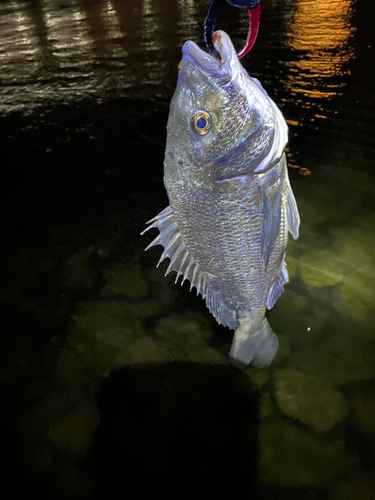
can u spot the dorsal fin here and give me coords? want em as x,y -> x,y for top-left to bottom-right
142,206 -> 201,291
142,206 -> 238,329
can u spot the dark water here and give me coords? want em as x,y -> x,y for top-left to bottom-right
1,0 -> 375,498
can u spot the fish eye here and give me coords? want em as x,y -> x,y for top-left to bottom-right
193,110 -> 211,135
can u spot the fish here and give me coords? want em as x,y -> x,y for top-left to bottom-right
142,31 -> 300,367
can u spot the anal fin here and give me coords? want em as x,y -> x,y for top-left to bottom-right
266,257 -> 289,310
205,291 -> 238,330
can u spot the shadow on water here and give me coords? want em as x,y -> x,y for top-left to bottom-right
0,0 -> 375,498
94,362 -> 259,499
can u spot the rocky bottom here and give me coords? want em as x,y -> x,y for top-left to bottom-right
3,195 -> 375,499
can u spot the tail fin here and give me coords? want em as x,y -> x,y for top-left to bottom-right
229,316 -> 279,368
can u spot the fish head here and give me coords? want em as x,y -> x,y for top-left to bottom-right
164,31 -> 288,184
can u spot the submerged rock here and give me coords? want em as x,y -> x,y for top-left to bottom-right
19,389 -> 84,446
330,472 -> 375,500
147,264 -> 180,305
299,249 -> 343,288
287,335 -> 375,386
271,333 -> 291,365
245,368 -> 270,389
275,306 -> 331,353
274,369 -> 348,432
94,233 -> 123,260
337,263 -> 375,322
259,392 -> 273,419
331,219 -> 375,327
155,313 -> 211,360
48,399 -> 99,455
295,188 -> 350,230
188,346 -> 227,364
132,299 -> 162,320
60,246 -> 96,290
68,301 -> 144,371
332,219 -> 375,271
268,288 -> 309,344
301,308 -> 330,335
117,336 -> 167,365
284,253 -> 299,280
54,348 -> 99,391
351,389 -> 375,437
272,288 -> 308,317
152,284 -> 178,306
259,421 -> 354,487
147,262 -> 177,285
102,262 -> 148,300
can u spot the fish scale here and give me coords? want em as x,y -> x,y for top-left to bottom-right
142,31 -> 300,367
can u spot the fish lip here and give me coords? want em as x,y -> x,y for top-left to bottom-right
181,30 -> 235,79
182,40 -> 221,73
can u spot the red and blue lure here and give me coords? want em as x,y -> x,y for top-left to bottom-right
203,0 -> 261,59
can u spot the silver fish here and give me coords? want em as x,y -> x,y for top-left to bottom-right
142,31 -> 300,367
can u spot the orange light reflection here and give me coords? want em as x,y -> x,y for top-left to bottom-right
286,0 -> 355,100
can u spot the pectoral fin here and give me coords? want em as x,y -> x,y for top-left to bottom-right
286,177 -> 300,240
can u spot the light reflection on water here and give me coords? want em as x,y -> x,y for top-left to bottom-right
286,0 -> 355,100
0,1 -> 40,83
0,0 -> 361,143
0,0 -> 203,109
0,0 -> 355,105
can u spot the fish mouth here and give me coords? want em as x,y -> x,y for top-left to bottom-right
181,30 -> 237,80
